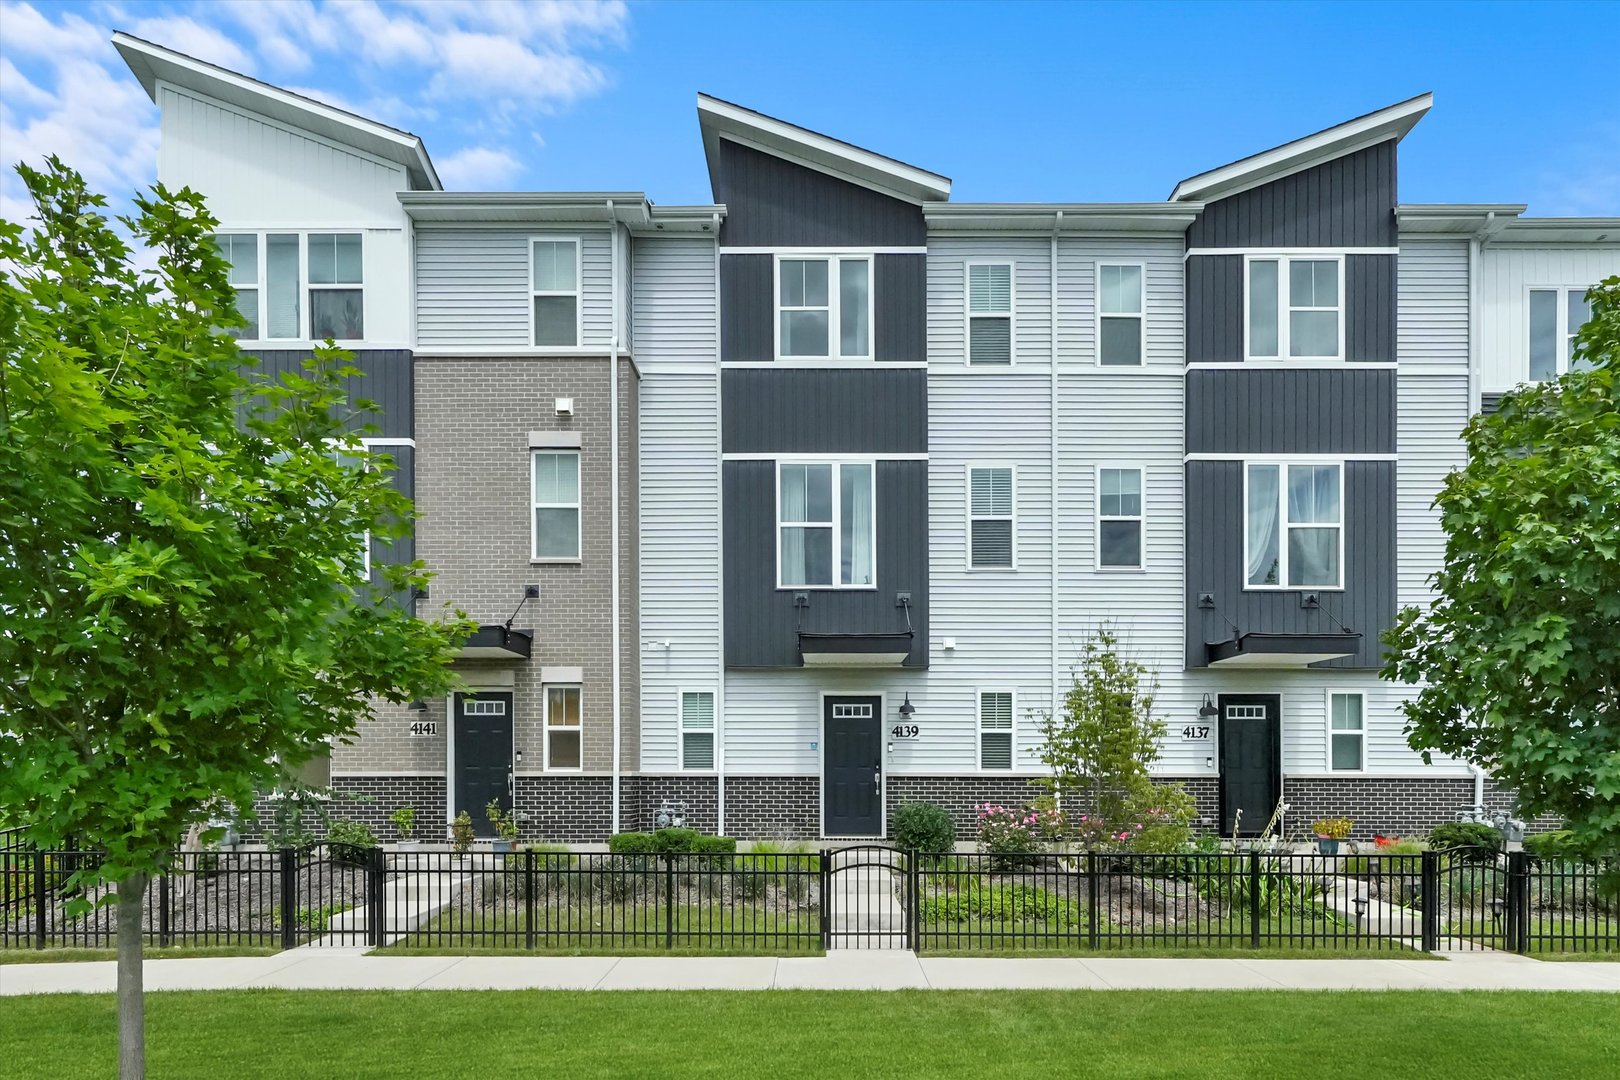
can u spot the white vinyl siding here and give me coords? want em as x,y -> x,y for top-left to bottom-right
968,466 -> 1015,569
680,691 -> 716,770
416,228 -> 613,348
1479,245 -> 1619,390
977,691 -> 1014,770
967,262 -> 1013,364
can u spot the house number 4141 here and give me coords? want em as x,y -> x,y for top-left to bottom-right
409,721 -> 438,737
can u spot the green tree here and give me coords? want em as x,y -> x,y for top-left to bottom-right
0,160 -> 472,1078
1384,277 -> 1620,861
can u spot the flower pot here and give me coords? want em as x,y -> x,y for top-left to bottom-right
1316,837 -> 1341,856
492,839 -> 513,855
395,840 -> 419,852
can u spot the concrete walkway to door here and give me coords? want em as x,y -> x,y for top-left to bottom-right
826,847 -> 907,950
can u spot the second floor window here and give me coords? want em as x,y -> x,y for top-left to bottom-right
778,255 -> 871,360
532,238 -> 580,347
1098,467 -> 1143,569
778,461 -> 874,588
1529,286 -> 1595,381
532,451 -> 581,560
308,233 -> 364,340
1248,255 -> 1341,359
214,231 -> 364,341
967,262 -> 1013,364
1246,462 -> 1342,589
968,466 -> 1014,569
1098,263 -> 1144,366
217,234 -> 259,339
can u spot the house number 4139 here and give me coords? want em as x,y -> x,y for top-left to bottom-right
890,724 -> 919,740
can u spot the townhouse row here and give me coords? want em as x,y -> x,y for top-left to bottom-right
115,35 -> 1617,842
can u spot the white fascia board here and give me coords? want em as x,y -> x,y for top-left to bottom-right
697,93 -> 951,204
397,194 -> 725,234
925,203 -> 1201,235
1492,218 -> 1620,244
113,31 -> 440,191
1395,204 -> 1527,235
1170,93 -> 1433,203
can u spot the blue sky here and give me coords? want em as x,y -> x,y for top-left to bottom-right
2,0 -> 1616,225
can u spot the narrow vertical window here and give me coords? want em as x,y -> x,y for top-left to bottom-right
1528,289 -> 1558,381
1098,467 -> 1143,569
532,451 -> 581,560
779,258 -> 830,357
532,238 -> 580,347
307,233 -> 364,340
1098,264 -> 1143,366
1245,463 -> 1282,586
1566,290 -> 1594,372
680,691 -> 715,770
839,258 -> 870,358
265,233 -> 301,339
978,691 -> 1014,770
1248,259 -> 1279,358
967,263 -> 1013,365
839,462 -> 874,586
1329,692 -> 1364,771
216,234 -> 259,339
545,686 -> 582,770
968,467 -> 1014,569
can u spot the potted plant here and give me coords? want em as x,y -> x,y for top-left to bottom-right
485,800 -> 520,854
390,805 -> 418,851
1312,816 -> 1353,856
450,810 -> 475,860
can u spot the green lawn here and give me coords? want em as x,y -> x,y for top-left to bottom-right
397,904 -> 821,955
2,991 -> 1617,1079
0,945 -> 278,965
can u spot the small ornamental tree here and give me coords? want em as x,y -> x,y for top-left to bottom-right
1385,277 -> 1620,864
1036,627 -> 1195,849
0,160 -> 472,1078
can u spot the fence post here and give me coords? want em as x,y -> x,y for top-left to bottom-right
368,846 -> 386,948
663,853 -> 674,951
279,847 -> 297,950
1508,851 -> 1530,954
906,850 -> 918,951
1420,850 -> 1439,952
33,849 -> 46,950
525,848 -> 537,951
1086,851 -> 1099,950
819,849 -> 831,952
159,871 -> 172,949
1248,851 -> 1262,949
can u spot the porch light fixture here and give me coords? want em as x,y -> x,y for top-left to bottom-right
1199,693 -> 1219,719
408,700 -> 427,712
898,693 -> 915,718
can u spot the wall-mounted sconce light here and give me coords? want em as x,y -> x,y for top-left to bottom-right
408,700 -> 427,712
1199,693 -> 1219,719
898,693 -> 915,718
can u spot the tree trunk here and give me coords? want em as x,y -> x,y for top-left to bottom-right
117,870 -> 148,1080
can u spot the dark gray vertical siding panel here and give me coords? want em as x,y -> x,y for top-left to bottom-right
1185,369 -> 1395,454
722,369 -> 926,453
1185,460 -> 1394,668
240,349 -> 413,438
720,254 -> 773,362
724,460 -> 928,668
1347,254 -> 1396,362
374,445 -> 416,610
716,139 -> 925,248
1186,142 -> 1396,249
1186,255 -> 1243,363
875,254 -> 926,362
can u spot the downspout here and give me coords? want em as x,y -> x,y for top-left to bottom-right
713,212 -> 726,836
1467,211 -> 1493,416
1049,211 -> 1063,728
608,200 -> 623,835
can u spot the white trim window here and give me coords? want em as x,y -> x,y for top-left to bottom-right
777,461 -> 875,588
307,233 -> 364,340
978,691 -> 1014,770
776,254 -> 872,360
1097,467 -> 1144,570
531,451 -> 582,561
333,448 -> 371,579
968,466 -> 1015,569
1097,263 -> 1144,366
679,690 -> 716,770
532,237 -> 581,347
1246,254 -> 1343,360
966,261 -> 1013,365
1328,691 -> 1365,771
1245,462 -> 1343,589
216,233 -> 260,339
264,233 -> 301,340
1528,286 -> 1595,381
544,685 -> 582,771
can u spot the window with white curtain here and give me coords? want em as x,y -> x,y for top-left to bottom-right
308,233 -> 364,341
680,691 -> 715,770
532,451 -> 581,560
1329,692 -> 1364,771
1529,286 -> 1596,381
778,461 -> 874,587
1246,462 -> 1342,588
968,466 -> 1014,569
1098,264 -> 1144,365
778,255 -> 871,359
1098,467 -> 1143,569
215,234 -> 260,339
978,691 -> 1013,770
532,238 -> 580,347
967,262 -> 1013,364
1247,255 -> 1342,359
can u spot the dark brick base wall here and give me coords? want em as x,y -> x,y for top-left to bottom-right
724,776 -> 820,839
886,777 -> 1048,839
626,775 -> 720,835
513,776 -> 615,842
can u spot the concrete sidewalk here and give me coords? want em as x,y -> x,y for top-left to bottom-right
4,950 -> 1619,995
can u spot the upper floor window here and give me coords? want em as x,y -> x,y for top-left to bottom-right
532,238 -> 580,347
778,461 -> 874,588
214,231 -> 364,342
968,466 -> 1014,569
1529,286 -> 1595,381
967,262 -> 1013,365
1097,467 -> 1143,569
308,233 -> 364,340
217,234 -> 259,339
1246,462 -> 1342,589
777,255 -> 871,360
1098,263 -> 1144,366
532,451 -> 581,561
1247,255 -> 1341,360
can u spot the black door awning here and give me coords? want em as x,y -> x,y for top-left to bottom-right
458,624 -> 533,661
1206,631 -> 1360,668
798,631 -> 913,668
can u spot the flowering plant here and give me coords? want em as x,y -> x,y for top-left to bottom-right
975,803 -> 1043,870
1311,817 -> 1354,840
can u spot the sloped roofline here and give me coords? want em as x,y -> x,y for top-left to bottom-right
697,93 -> 951,205
1171,93 -> 1433,203
113,31 -> 441,191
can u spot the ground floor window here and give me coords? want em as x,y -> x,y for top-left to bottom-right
978,691 -> 1014,770
545,685 -> 582,770
1328,691 -> 1364,771
680,690 -> 715,770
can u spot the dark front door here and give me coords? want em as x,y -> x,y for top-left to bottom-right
454,691 -> 513,837
1219,694 -> 1281,838
823,695 -> 883,838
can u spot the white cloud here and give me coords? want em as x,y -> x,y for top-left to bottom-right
0,2 -> 103,57
126,15 -> 256,72
429,31 -> 607,110
436,145 -> 524,189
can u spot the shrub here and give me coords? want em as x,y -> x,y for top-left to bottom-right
653,827 -> 700,852
325,819 -> 378,865
608,831 -> 659,854
1344,839 -> 1424,877
1430,821 -> 1502,861
1523,830 -> 1580,863
450,811 -> 475,857
975,804 -> 1043,871
892,802 -> 956,856
919,881 -> 1081,928
389,806 -> 417,842
689,834 -> 736,870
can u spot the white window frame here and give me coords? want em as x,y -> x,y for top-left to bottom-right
965,463 -> 1017,571
1242,459 -> 1346,591
529,235 -> 584,349
1095,464 -> 1145,572
774,458 -> 877,590
543,684 -> 583,773
306,232 -> 365,343
1525,284 -> 1596,381
773,253 -> 874,361
964,259 -> 1015,366
216,231 -> 369,345
1325,689 -> 1366,773
1244,253 -> 1346,362
678,689 -> 717,772
976,689 -> 1015,772
1095,261 -> 1147,367
530,449 -> 582,563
